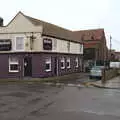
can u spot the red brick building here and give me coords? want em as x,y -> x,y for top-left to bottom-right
74,29 -> 108,68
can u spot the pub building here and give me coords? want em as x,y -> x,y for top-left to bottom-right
0,12 -> 83,78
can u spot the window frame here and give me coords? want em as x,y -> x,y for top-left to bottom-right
60,57 -> 65,69
9,57 -> 19,72
15,36 -> 25,51
45,57 -> 51,72
66,57 -> 71,69
75,57 -> 79,68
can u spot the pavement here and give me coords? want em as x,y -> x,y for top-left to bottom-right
90,76 -> 120,89
21,73 -> 120,89
42,72 -> 95,88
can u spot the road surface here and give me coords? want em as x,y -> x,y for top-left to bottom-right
0,82 -> 120,120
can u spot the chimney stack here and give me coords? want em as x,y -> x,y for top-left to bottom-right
0,17 -> 3,26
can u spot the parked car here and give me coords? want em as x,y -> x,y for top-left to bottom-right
89,66 -> 104,79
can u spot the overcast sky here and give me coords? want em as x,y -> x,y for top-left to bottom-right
0,0 -> 120,51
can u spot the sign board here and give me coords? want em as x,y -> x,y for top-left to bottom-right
0,39 -> 12,51
43,38 -> 52,50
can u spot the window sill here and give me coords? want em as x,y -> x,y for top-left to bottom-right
67,67 -> 71,69
75,66 -> 79,68
45,69 -> 51,72
61,67 -> 65,70
9,70 -> 19,73
14,49 -> 25,52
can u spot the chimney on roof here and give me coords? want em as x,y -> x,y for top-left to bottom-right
0,17 -> 3,26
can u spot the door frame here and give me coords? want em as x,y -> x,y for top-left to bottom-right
23,56 -> 32,77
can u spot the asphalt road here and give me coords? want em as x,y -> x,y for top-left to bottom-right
0,82 -> 120,120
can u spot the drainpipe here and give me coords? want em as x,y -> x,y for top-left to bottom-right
56,54 -> 59,76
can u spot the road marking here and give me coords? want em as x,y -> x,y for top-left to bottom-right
42,82 -> 90,88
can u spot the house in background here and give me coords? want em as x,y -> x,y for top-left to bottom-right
108,50 -> 120,61
0,12 -> 83,79
114,52 -> 120,61
73,29 -> 108,71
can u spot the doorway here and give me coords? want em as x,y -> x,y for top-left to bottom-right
24,57 -> 32,77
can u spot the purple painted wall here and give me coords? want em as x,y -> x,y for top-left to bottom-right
0,52 -> 83,78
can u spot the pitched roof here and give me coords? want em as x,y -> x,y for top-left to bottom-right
73,29 -> 105,41
24,14 -> 81,43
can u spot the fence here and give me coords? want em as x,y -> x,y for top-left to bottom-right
102,68 -> 118,83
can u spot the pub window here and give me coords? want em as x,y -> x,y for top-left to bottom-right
60,57 -> 65,69
45,57 -> 51,72
15,37 -> 24,51
75,57 -> 79,68
43,38 -> 52,50
67,57 -> 70,68
9,57 -> 19,72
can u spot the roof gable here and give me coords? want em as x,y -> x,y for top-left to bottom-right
0,12 -> 42,33
73,29 -> 105,41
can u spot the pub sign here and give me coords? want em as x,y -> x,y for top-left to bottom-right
0,39 -> 12,51
43,38 -> 52,50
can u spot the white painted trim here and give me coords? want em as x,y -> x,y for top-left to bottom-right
45,57 -> 51,72
60,57 -> 65,69
9,70 -> 19,73
67,57 -> 71,69
45,69 -> 51,72
9,56 -> 19,73
75,57 -> 79,68
61,66 -> 65,69
9,63 -> 19,73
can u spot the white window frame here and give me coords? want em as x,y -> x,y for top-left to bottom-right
66,57 -> 70,68
45,57 -> 51,72
15,36 -> 25,51
9,57 -> 19,72
60,57 -> 65,69
75,57 -> 79,68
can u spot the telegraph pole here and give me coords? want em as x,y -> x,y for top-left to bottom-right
110,35 -> 112,61
110,35 -> 112,52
